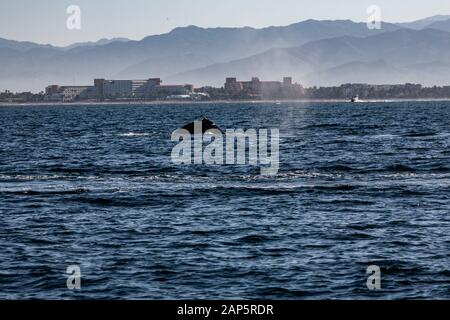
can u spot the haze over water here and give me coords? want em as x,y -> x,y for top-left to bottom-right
0,102 -> 449,299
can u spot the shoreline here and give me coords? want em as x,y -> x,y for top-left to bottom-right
2,98 -> 450,107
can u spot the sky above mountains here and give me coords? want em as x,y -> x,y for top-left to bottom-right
1,0 -> 450,46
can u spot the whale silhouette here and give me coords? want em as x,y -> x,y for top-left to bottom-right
182,117 -> 224,134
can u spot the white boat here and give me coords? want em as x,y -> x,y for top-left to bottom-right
350,95 -> 362,103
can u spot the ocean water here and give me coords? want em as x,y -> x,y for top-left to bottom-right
0,102 -> 449,300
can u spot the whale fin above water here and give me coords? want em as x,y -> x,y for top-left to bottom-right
182,117 -> 224,134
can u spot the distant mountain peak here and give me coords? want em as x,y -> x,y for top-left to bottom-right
169,25 -> 203,33
63,37 -> 130,50
414,14 -> 450,22
396,14 -> 450,30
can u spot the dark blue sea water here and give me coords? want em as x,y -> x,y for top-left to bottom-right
0,102 -> 449,300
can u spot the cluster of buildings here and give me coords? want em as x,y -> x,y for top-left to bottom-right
224,77 -> 304,99
42,76 -> 304,102
5,81 -> 450,103
44,78 -> 197,102
0,90 -> 43,103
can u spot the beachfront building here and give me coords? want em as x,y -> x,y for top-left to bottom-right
94,78 -> 195,100
44,85 -> 99,102
102,80 -> 133,99
224,76 -> 304,99
97,78 -> 163,99
44,77 -> 196,101
224,78 -> 243,94
149,84 -> 194,98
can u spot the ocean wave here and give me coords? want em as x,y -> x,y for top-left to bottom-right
0,174 -> 76,182
318,165 -> 357,172
235,234 -> 274,244
383,164 -> 416,172
117,132 -> 151,137
304,123 -> 341,129
402,132 -> 437,138
0,188 -> 89,196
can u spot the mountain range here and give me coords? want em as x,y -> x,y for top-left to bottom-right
2,15 -> 450,92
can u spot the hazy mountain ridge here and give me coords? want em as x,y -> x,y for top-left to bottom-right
62,37 -> 130,50
166,28 -> 450,87
0,19 -> 402,91
395,15 -> 450,29
425,19 -> 450,32
1,16 -> 450,91
0,38 -> 55,52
